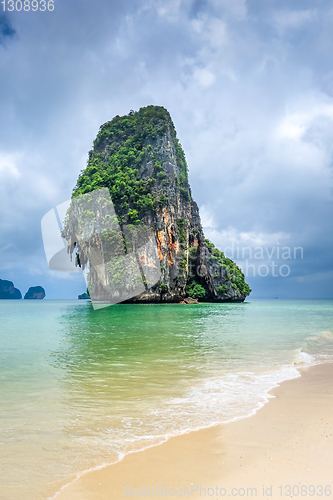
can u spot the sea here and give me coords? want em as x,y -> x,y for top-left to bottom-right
0,299 -> 333,500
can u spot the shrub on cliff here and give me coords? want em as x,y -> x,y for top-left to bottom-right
186,283 -> 206,300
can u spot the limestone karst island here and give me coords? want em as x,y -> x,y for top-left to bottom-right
0,280 -> 45,299
70,106 -> 251,303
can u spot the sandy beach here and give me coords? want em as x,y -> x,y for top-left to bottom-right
51,363 -> 333,500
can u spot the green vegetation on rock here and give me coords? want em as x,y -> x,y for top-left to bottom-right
204,239 -> 252,298
186,282 -> 206,299
73,106 -> 190,224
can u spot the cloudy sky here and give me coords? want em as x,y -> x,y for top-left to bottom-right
0,0 -> 332,299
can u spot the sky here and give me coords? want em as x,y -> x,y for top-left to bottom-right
0,0 -> 332,299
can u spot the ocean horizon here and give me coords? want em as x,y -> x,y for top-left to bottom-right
1,298 -> 332,500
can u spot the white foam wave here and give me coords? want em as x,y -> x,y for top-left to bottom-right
48,365 -> 303,499
292,349 -> 316,365
301,330 -> 333,362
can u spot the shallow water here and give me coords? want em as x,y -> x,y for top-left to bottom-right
0,299 -> 332,500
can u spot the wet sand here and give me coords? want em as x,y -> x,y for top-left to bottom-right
51,363 -> 333,500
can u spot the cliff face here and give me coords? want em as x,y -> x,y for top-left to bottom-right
70,106 -> 251,303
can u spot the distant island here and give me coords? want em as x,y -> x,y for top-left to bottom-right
64,106 -> 251,303
24,286 -> 46,300
0,279 -> 22,299
0,279 -> 45,299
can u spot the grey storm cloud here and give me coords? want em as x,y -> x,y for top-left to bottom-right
0,0 -> 332,298
0,14 -> 15,44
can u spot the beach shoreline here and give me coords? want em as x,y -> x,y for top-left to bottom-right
49,362 -> 333,500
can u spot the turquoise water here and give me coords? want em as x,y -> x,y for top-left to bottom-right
0,299 -> 332,500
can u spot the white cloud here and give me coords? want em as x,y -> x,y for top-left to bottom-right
274,9 -> 315,31
143,0 -> 183,22
276,101 -> 333,140
192,17 -> 228,49
201,206 -> 290,249
210,0 -> 247,20
193,67 -> 216,87
221,230 -> 290,248
0,152 -> 21,181
277,119 -> 306,140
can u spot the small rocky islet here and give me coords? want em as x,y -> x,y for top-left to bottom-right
24,286 -> 46,300
0,279 -> 22,299
0,280 -> 45,299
